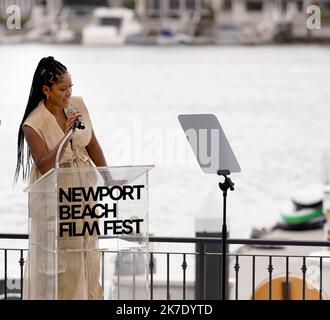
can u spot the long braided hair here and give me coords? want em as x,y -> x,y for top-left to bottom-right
14,56 -> 68,182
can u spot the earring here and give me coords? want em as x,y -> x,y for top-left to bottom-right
45,93 -> 49,101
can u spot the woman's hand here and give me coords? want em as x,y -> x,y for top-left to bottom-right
62,111 -> 82,147
65,111 -> 82,133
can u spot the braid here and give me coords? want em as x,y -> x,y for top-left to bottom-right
14,56 -> 68,182
40,57 -> 67,87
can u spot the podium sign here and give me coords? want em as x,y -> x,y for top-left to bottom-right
25,165 -> 154,300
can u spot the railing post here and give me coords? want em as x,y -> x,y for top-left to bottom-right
166,253 -> 170,300
182,254 -> 187,300
285,256 -> 290,300
195,243 -> 206,300
116,252 -> 120,300
149,253 -> 154,300
19,250 -> 25,300
4,249 -> 7,300
302,257 -> 307,301
101,251 -> 105,292
320,257 -> 323,300
234,255 -> 240,300
132,252 -> 136,300
252,256 -> 256,300
268,256 -> 273,300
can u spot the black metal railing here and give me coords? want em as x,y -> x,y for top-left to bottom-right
226,252 -> 330,300
1,234 -> 330,300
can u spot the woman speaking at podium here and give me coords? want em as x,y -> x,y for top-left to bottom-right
15,56 -> 108,300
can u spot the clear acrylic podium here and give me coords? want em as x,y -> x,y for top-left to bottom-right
25,165 -> 154,300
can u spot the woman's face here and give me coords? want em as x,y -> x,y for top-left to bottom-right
43,72 -> 73,108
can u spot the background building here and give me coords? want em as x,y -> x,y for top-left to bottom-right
135,0 -> 216,38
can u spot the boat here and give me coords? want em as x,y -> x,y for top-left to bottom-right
275,183 -> 325,231
155,28 -> 193,46
52,5 -> 97,43
290,183 -> 323,210
81,7 -> 142,45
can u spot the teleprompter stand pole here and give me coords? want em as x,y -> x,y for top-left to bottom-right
217,169 -> 235,301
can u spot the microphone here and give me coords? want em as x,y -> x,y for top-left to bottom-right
64,105 -> 85,130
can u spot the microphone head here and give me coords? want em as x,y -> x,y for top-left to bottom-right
64,105 -> 75,116
77,122 -> 85,130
